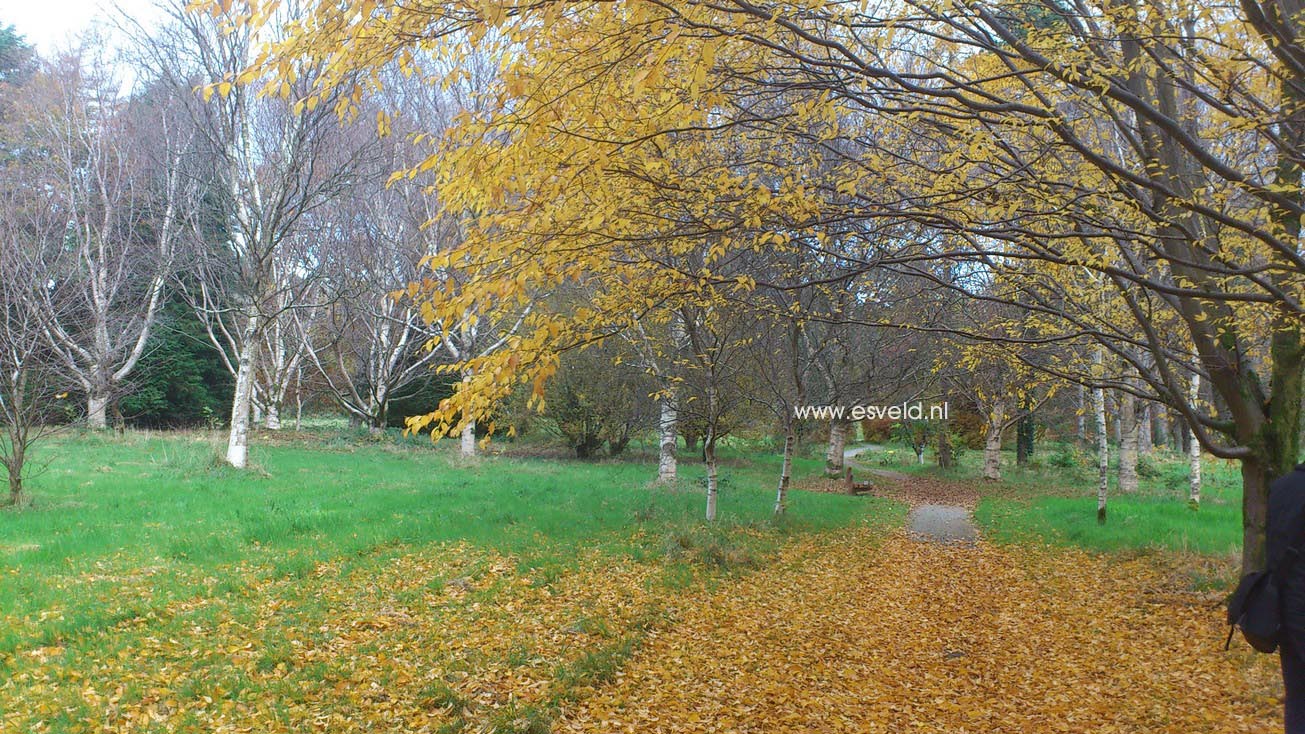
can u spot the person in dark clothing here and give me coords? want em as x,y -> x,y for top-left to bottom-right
1267,463 -> 1305,733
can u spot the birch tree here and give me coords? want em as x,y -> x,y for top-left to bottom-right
13,45 -> 189,429
303,211 -> 443,431
1118,390 -> 1140,494
1095,348 -> 1110,525
139,1 -> 361,466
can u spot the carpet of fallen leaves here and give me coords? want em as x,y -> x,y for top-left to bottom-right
558,530 -> 1280,734
796,465 -> 983,508
3,539 -> 669,733
3,524 -> 1281,733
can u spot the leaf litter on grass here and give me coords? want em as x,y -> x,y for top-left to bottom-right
2,524 -> 1280,733
3,540 -> 669,733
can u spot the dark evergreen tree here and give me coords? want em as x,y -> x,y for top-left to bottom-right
119,301 -> 234,428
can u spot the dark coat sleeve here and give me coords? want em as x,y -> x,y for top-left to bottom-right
1268,471 -> 1305,650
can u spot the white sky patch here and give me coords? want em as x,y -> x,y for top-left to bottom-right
0,0 -> 163,56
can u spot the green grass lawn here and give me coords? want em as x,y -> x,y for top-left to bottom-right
0,430 -> 901,663
858,438 -> 1245,557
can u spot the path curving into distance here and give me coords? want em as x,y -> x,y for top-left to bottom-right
844,445 -> 979,544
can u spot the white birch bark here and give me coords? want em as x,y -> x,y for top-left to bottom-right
657,391 -> 678,484
704,367 -> 720,522
774,428 -> 794,516
265,403 -> 281,431
459,357 -> 477,457
226,314 -> 259,469
87,394 -> 110,432
460,419 -> 477,458
1119,391 -> 1139,493
825,420 -> 848,474
982,401 -> 1005,481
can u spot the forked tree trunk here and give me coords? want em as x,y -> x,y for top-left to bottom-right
87,391 -> 109,431
1119,392 -> 1139,493
1188,375 -> 1201,508
365,392 -> 385,435
657,392 -> 678,483
226,314 -> 259,469
265,403 -> 282,431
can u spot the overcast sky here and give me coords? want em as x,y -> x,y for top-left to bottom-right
1,0 -> 163,55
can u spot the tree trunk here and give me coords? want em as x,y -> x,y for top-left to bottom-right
704,432 -> 719,522
1187,374 -> 1201,508
982,425 -> 1002,480
982,403 -> 1004,481
657,392 -> 678,483
1118,392 -> 1139,493
774,425 -> 794,516
87,391 -> 109,431
265,403 -> 282,431
1095,383 -> 1108,525
7,435 -> 22,505
1076,384 -> 1086,445
1015,413 -> 1033,466
682,430 -> 699,453
938,427 -> 953,469
460,419 -> 477,458
825,420 -> 848,474
1239,310 -> 1305,572
1151,408 -> 1167,451
1242,457 -> 1272,572
1137,402 -> 1153,455
226,315 -> 259,469
364,393 -> 383,434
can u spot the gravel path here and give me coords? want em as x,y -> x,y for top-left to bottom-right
845,446 -> 978,544
907,504 -> 978,544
